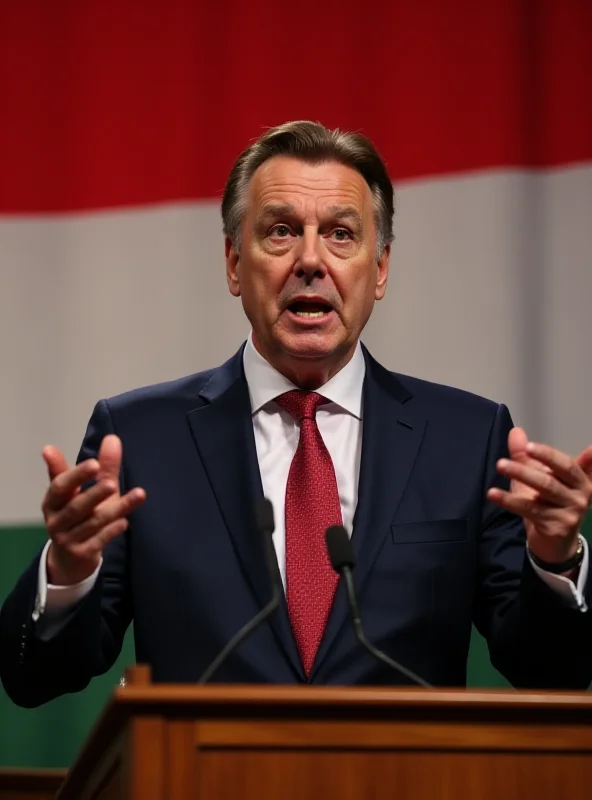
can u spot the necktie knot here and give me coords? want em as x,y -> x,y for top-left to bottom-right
275,390 -> 327,422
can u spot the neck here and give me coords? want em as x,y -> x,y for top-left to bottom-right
251,337 -> 357,390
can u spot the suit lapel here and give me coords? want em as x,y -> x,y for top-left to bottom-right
310,349 -> 427,679
186,348 -> 304,680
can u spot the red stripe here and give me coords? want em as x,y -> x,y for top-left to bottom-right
0,0 -> 590,213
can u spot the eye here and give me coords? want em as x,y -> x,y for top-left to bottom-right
331,228 -> 353,241
269,224 -> 292,238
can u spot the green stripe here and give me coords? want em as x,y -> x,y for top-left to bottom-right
1,518 -> 590,767
0,526 -> 134,767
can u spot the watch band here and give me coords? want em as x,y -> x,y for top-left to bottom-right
528,534 -> 585,574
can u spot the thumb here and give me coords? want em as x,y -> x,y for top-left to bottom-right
576,444 -> 592,479
42,445 -> 69,482
97,434 -> 123,485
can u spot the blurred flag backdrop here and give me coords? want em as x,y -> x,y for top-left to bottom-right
0,0 -> 591,768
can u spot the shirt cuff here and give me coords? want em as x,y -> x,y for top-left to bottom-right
33,539 -> 102,622
528,536 -> 589,612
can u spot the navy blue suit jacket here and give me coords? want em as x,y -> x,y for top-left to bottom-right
2,345 -> 591,706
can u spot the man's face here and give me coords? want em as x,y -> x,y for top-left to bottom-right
226,156 -> 389,384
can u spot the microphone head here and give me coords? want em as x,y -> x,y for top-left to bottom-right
325,525 -> 355,573
256,497 -> 275,537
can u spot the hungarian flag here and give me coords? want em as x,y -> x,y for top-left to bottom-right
0,0 -> 590,768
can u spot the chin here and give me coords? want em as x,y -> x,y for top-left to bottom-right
278,332 -> 343,362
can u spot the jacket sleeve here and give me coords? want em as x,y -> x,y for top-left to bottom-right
0,400 -> 133,707
473,403 -> 592,689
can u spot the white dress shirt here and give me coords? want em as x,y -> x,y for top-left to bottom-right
244,334 -> 364,588
34,334 -> 588,631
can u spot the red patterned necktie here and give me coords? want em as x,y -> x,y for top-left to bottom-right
275,390 -> 342,675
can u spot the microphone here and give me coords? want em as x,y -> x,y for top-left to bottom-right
198,498 -> 282,683
325,525 -> 432,689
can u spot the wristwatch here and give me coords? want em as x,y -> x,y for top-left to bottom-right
528,534 -> 585,575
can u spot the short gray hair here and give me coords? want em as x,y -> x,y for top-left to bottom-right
221,121 -> 394,258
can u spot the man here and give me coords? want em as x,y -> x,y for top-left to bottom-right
1,121 -> 591,706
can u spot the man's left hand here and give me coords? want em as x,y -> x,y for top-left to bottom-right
488,427 -> 592,565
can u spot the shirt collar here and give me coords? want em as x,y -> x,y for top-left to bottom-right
242,332 -> 365,419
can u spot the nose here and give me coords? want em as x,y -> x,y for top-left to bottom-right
293,226 -> 327,282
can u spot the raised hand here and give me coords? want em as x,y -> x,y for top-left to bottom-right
41,435 -> 146,585
488,427 -> 592,565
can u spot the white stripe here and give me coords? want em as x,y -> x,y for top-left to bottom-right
1,167 -> 590,522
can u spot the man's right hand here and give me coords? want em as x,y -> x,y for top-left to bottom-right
41,435 -> 146,586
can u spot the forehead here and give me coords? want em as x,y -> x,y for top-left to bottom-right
247,156 -> 373,215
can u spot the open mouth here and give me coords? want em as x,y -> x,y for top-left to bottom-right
286,300 -> 334,319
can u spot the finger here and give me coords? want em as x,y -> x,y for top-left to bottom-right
43,459 -> 100,513
508,427 -> 529,460
68,518 -> 130,560
525,442 -> 587,490
42,446 -> 70,482
56,487 -> 146,545
64,488 -> 145,545
487,487 -> 570,522
496,459 -> 573,506
576,445 -> 592,480
97,435 -> 123,484
96,517 -> 130,549
506,427 -> 551,473
46,479 -> 119,536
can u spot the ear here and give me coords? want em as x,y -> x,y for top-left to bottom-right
374,243 -> 390,301
225,237 -> 241,297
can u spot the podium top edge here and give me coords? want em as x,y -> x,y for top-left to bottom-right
113,684 -> 592,709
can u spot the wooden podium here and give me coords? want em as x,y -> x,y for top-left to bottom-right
48,667 -> 592,800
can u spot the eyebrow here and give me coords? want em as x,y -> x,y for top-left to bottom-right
257,203 -> 295,221
256,203 -> 363,227
327,205 -> 363,227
